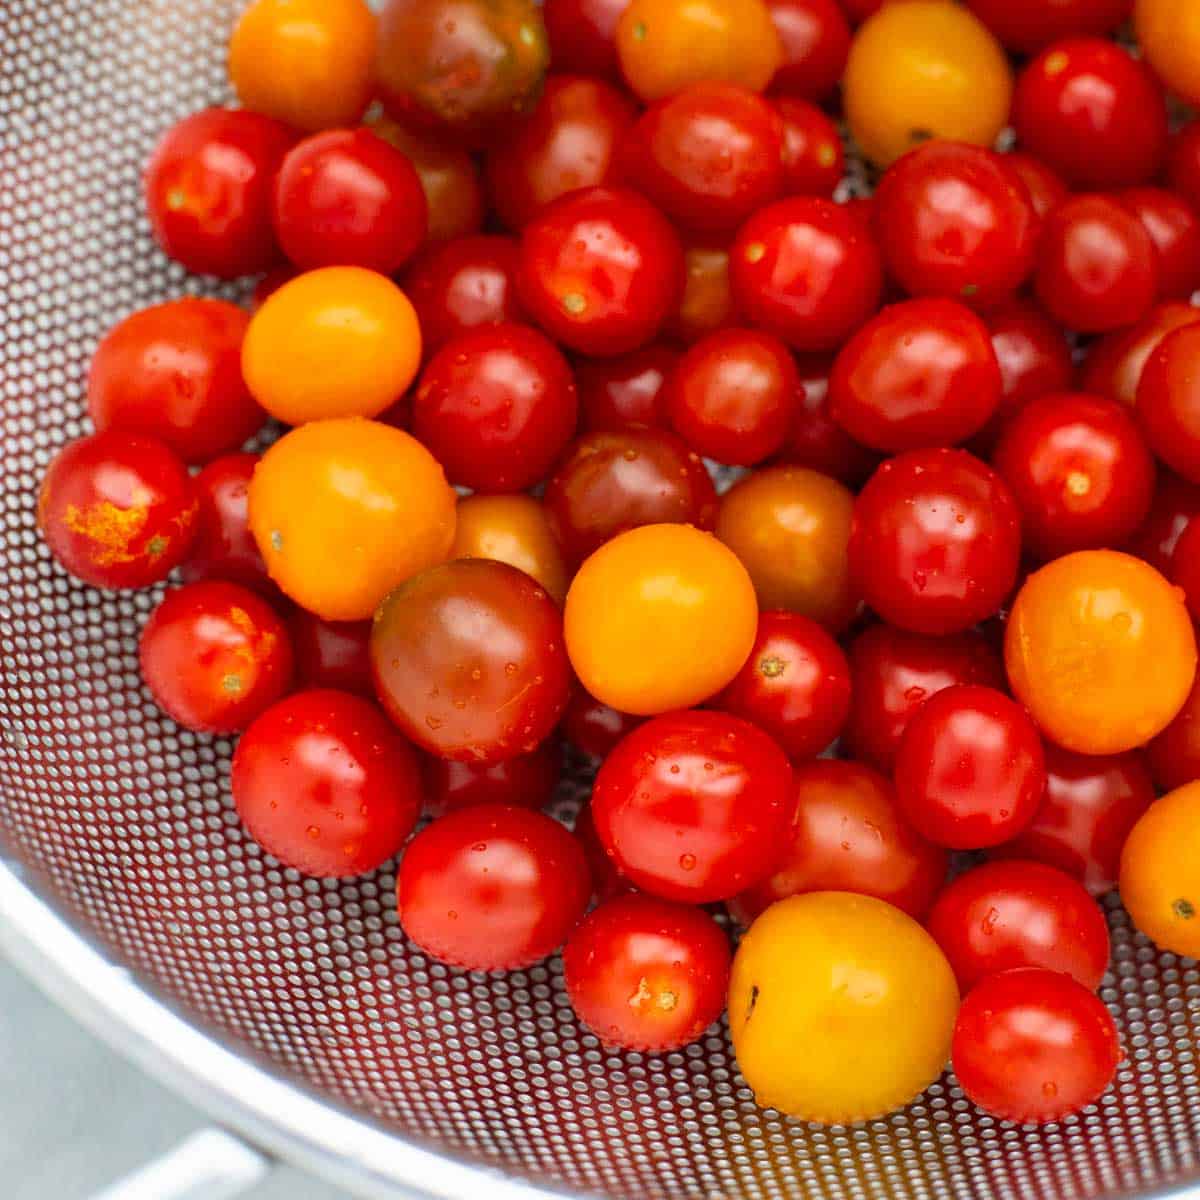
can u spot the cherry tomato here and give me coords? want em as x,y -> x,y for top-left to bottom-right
1005,550 -> 1197,755
1135,0 -> 1200,109
1116,188 -> 1200,303
1128,469 -> 1200,575
994,743 -> 1154,895
396,804 -> 590,970
669,245 -> 739,344
564,894 -> 731,1051
38,432 -> 197,590
952,968 -> 1121,1123
1082,303 -> 1200,409
1035,196 -> 1158,335
1168,122 -> 1200,215
577,345 -> 678,432
730,197 -> 883,352
615,0 -> 783,102
144,108 -> 295,279
372,559 -> 570,763
1013,38 -> 1168,190
728,761 -> 946,925
545,430 -> 718,567
271,129 -> 427,274
1171,513 -> 1200,624
843,2 -> 1012,168
767,0 -> 850,100
774,99 -> 844,198
716,465 -> 856,632
88,300 -> 263,464
140,581 -> 293,734
992,393 -> 1156,560
711,611 -> 850,762
249,418 -> 456,621
243,268 -> 422,424
561,692 -> 643,760
233,689 -> 423,878
967,0 -> 1131,52
840,0 -> 881,21
592,710 -> 792,902
412,324 -> 577,493
287,611 -> 373,696
729,892 -> 959,1122
849,449 -> 1020,635
543,0 -> 629,78
451,493 -> 569,604
1148,670 -> 1200,792
252,265 -> 301,310
181,453 -> 273,596
1137,322 -> 1200,483
1003,152 -> 1070,223
420,740 -> 560,817
518,186 -> 685,356
573,798 -> 635,900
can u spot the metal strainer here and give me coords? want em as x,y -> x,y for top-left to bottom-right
3,4 -> 1200,1199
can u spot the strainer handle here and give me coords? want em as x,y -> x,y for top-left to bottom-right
92,1128 -> 271,1200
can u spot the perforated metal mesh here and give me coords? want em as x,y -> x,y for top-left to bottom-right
2,5 -> 1200,1199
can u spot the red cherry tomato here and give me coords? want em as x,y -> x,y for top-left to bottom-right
518,186 -> 685,356
1081,302 -> 1200,409
88,299 -> 263,464
38,432 -> 198,590
1172,516 -> 1200,624
232,689 -> 423,878
730,197 -> 883,352
1116,188 -> 1200,303
543,0 -> 628,79
563,893 -> 731,1051
1137,323 -> 1200,484
577,345 -> 679,432
287,610 -> 373,696
561,692 -> 644,760
420,740 -> 560,818
485,76 -> 636,231
144,108 -> 295,278
894,684 -> 1046,850
573,799 -> 635,900
952,968 -> 1121,1124
181,453 -> 273,596
1128,469 -> 1200,575
544,429 -> 718,567
966,0 -> 1131,53
1035,195 -> 1158,335
774,98 -> 844,197
840,0 -> 881,21
396,804 -> 590,970
140,581 -> 293,733
592,710 -> 793,903
767,0 -> 850,100
1003,152 -> 1069,222
1147,673 -> 1200,791
1012,38 -> 1168,190
670,243 -> 740,344
412,323 -> 578,493
1167,122 -> 1200,216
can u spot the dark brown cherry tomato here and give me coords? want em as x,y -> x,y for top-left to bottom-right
1147,674 -> 1200,791
181,453 -> 273,597
544,429 -> 718,567
710,610 -> 851,761
420,739 -> 560,817
371,559 -> 571,763
563,893 -> 731,1051
767,0 -> 850,100
1116,188 -> 1200,304
485,75 -> 636,231
38,432 -> 198,590
140,581 -> 293,734
88,300 -> 263,464
730,197 -> 883,352
726,760 -> 947,925
573,799 -> 635,900
669,244 -> 739,344
1137,323 -> 1200,484
396,803 -> 590,970
1081,302 -> 1200,408
1012,38 -> 1168,191
412,323 -> 578,493
1003,152 -> 1069,223
144,108 -> 296,279
1168,122 -> 1200,216
966,0 -> 1131,53
774,98 -> 844,198
233,689 -> 424,878
543,0 -> 628,78
1172,516 -> 1200,624
561,691 -> 644,760
287,610 -> 373,696
1127,469 -> 1200,575
577,344 -> 678,432
518,186 -> 686,356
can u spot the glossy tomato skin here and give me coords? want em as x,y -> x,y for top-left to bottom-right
544,429 -> 718,567
573,799 -> 635,900
140,581 -> 293,734
181,453 -> 273,596
232,689 -> 424,878
727,760 -> 946,925
767,0 -> 850,100
1173,517 -> 1200,624
774,99 -> 844,197
952,968 -> 1121,1123
561,691 -> 643,760
1004,152 -> 1070,223
518,186 -> 686,356
1117,188 -> 1200,303
543,0 -> 628,78
592,710 -> 792,903
412,324 -> 578,493
144,108 -> 296,279
730,197 -> 883,352
1012,38 -> 1168,191
563,894 -> 731,1051
670,244 -> 739,344
396,804 -> 590,970
38,432 -> 198,590
420,739 -> 561,817
485,76 -> 636,231
287,610 -> 373,696
88,299 -> 263,464
371,559 -> 571,763
967,0 -> 1131,52
577,345 -> 678,432
1168,122 -> 1200,215
1137,324 -> 1200,483
1082,303 -> 1200,409
450,493 -> 569,604
1129,470 -> 1200,576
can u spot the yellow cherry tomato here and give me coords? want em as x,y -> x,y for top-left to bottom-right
616,0 -> 783,102
242,268 -> 422,425
564,523 -> 757,716
729,892 -> 959,1122
249,418 -> 456,621
229,0 -> 376,132
1136,0 -> 1200,107
843,2 -> 1012,167
451,494 -> 569,605
1005,550 -> 1197,755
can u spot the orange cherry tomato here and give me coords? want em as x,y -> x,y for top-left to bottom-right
564,523 -> 757,715
716,465 -> 856,632
229,0 -> 376,132
669,245 -> 738,344
451,494 -> 569,604
1136,0 -> 1200,108
1006,550 -> 1197,755
242,268 -> 422,425
248,418 -> 456,621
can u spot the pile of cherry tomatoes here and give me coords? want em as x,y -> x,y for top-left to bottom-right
34,0 -> 1200,1131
